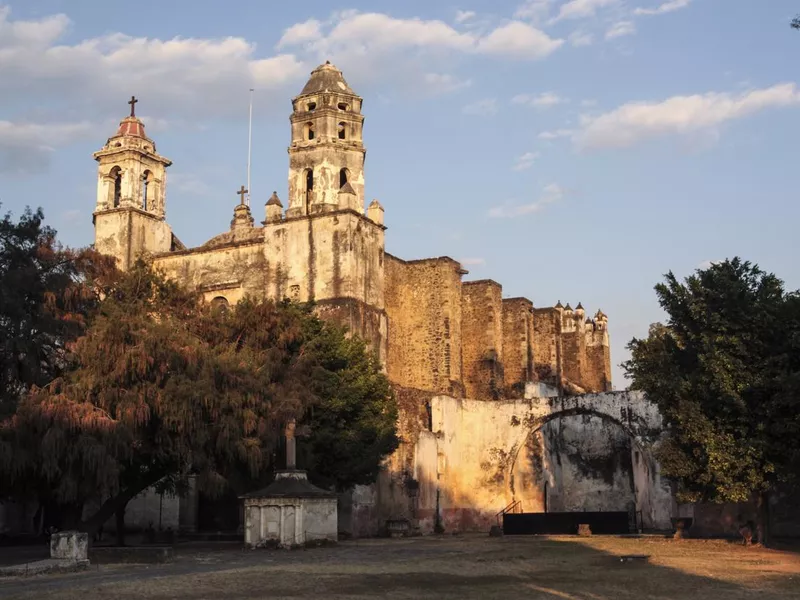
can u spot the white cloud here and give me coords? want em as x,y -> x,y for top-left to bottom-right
0,120 -> 93,175
576,83 -> 800,150
460,257 -> 486,266
276,19 -> 322,48
424,72 -> 472,94
569,30 -> 594,47
514,0 -> 553,23
475,21 -> 564,59
634,0 -> 692,16
552,0 -> 619,22
463,98 -> 498,115
581,99 -> 598,107
513,151 -> 540,171
455,10 -> 477,23
512,92 -> 567,108
0,7 -> 307,121
488,183 -> 565,218
605,21 -> 636,40
538,128 -> 575,140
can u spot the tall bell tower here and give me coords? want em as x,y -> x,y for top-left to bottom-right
93,97 -> 174,270
286,62 -> 366,218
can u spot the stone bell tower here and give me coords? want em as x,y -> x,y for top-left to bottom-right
286,62 -> 366,218
93,96 -> 173,270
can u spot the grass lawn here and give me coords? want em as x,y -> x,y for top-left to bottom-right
2,535 -> 799,599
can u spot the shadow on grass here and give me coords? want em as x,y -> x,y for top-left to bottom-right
1,535 -> 798,599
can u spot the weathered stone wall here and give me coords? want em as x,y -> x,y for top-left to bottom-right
532,308 -> 562,387
561,311 -> 586,389
461,281 -> 504,401
384,256 -> 464,396
95,208 -> 173,271
502,298 -> 534,396
585,325 -> 612,392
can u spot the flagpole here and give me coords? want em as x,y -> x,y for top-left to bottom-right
247,88 -> 254,206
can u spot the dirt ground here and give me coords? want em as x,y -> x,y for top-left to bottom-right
1,535 -> 799,600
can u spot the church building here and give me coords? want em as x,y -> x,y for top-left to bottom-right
89,63 -> 653,536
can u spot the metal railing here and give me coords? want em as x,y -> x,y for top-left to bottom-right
495,499 -> 523,527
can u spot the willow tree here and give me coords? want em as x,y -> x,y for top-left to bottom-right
2,260 -> 398,540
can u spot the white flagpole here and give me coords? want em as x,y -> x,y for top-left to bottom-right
247,88 -> 254,206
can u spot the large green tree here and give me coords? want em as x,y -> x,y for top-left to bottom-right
624,258 -> 800,544
2,260 -> 398,540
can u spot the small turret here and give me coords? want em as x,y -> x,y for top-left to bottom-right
575,302 -> 585,320
338,181 -> 359,212
265,191 -> 283,224
367,199 -> 384,225
594,309 -> 608,330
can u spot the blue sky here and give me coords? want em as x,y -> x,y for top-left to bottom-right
1,0 -> 798,388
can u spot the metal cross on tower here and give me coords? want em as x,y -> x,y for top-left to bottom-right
128,96 -> 138,117
237,185 -> 249,206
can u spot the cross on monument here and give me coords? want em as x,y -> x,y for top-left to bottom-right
128,96 -> 138,117
237,185 -> 249,206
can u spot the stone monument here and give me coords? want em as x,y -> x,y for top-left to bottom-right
242,421 -> 338,548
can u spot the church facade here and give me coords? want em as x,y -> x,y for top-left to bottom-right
89,63 -> 663,536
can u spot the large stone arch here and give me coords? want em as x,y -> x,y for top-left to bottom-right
503,391 -> 671,530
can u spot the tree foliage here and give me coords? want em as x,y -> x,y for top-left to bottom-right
0,206 -> 112,418
623,258 -> 800,541
1,258 -> 398,533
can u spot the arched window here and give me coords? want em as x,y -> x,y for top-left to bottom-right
305,169 -> 313,212
141,170 -> 152,211
306,102 -> 316,112
338,122 -> 346,140
305,122 -> 315,141
339,168 -> 349,189
211,296 -> 230,313
110,167 -> 122,207
337,102 -> 349,111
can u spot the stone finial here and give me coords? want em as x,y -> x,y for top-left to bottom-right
265,191 -> 283,224
367,199 -> 384,225
555,300 -> 564,309
337,182 -> 359,212
564,303 -> 573,313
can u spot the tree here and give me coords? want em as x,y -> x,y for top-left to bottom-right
2,260 -> 398,541
792,15 -> 799,29
623,258 -> 800,545
0,206 -> 110,418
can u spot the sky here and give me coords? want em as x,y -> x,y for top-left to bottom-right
1,0 -> 799,389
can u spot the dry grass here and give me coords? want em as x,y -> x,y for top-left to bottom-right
2,535 -> 799,599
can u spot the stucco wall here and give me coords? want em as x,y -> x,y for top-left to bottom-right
95,208 -> 173,271
361,391 -> 672,535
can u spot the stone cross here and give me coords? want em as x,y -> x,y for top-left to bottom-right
128,96 -> 138,117
285,420 -> 296,470
237,185 -> 249,206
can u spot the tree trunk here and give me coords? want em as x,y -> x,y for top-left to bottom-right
757,491 -> 771,547
78,473 -> 163,538
115,506 -> 126,547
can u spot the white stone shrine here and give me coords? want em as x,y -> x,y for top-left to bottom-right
242,422 -> 338,548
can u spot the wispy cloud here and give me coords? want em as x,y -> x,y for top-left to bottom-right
463,98 -> 498,115
514,0 -> 554,23
569,30 -> 594,47
606,21 -> 636,40
551,0 -> 619,23
576,83 -> 800,150
634,0 -> 691,16
512,92 -> 567,108
513,151 -> 540,171
0,120 -> 94,175
424,72 -> 472,94
454,10 -> 476,23
488,183 -> 565,218
538,128 -> 575,140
